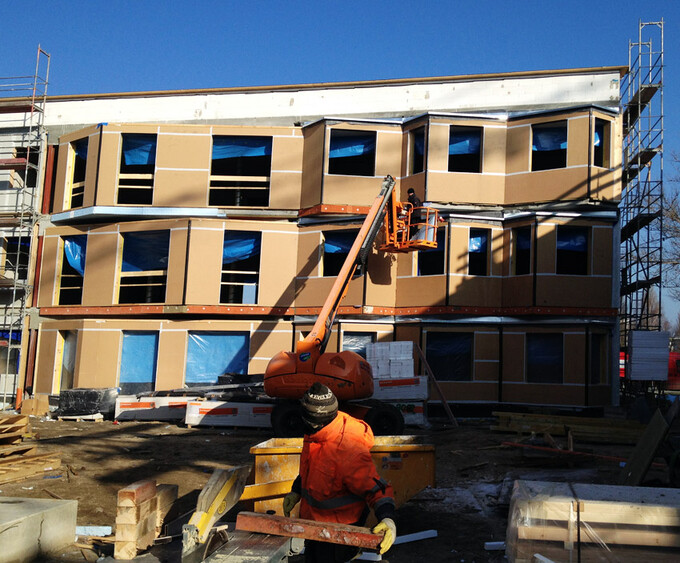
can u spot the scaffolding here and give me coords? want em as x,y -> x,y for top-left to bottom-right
620,21 -> 664,350
0,46 -> 50,408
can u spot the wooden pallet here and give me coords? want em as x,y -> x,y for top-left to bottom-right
57,413 -> 103,422
0,451 -> 62,485
0,414 -> 29,447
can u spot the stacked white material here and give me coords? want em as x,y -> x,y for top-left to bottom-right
371,377 -> 428,401
115,396 -> 199,421
628,330 -> 670,381
366,341 -> 414,379
184,400 -> 275,428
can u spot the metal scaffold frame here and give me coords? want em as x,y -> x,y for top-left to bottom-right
620,20 -> 664,350
0,46 -> 50,408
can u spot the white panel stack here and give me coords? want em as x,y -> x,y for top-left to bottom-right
366,341 -> 414,379
628,331 -> 670,381
184,400 -> 275,428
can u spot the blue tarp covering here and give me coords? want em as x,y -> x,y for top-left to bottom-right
120,332 -> 158,384
469,230 -> 488,253
324,231 -> 355,254
516,228 -> 531,250
185,332 -> 249,384
329,134 -> 376,158
64,235 -> 87,276
425,332 -> 473,381
449,129 -> 480,155
122,231 -> 169,272
413,132 -> 425,156
223,232 -> 261,265
212,136 -> 272,159
122,134 -> 157,166
557,228 -> 587,251
0,331 -> 20,342
73,138 -> 88,160
532,126 -> 567,151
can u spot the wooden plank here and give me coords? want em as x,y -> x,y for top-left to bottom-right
0,456 -> 61,485
0,443 -> 38,457
235,511 -> 382,550
0,451 -> 59,467
155,483 -> 178,529
518,522 -> 680,547
619,408 -> 669,486
116,496 -> 158,525
492,411 -> 644,429
117,479 -> 157,507
415,344 -> 458,427
113,539 -> 137,560
240,479 -> 296,502
0,415 -> 28,427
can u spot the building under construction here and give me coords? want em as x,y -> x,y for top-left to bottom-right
3,45 -> 665,414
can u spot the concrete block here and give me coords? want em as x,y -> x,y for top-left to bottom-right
0,497 -> 77,563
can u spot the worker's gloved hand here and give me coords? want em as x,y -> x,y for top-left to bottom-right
372,517 -> 396,554
282,492 -> 301,517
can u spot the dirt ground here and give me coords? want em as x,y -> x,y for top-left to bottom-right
2,414 -> 655,563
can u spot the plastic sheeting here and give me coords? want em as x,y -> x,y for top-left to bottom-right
64,235 -> 87,276
515,228 -> 531,250
425,332 -> 472,381
212,136 -> 272,159
329,133 -> 376,158
532,125 -> 567,151
469,229 -> 488,253
449,129 -> 481,155
119,332 -> 158,392
73,138 -> 88,160
324,231 -> 355,254
185,331 -> 249,385
122,230 -> 169,272
342,332 -> 375,359
557,227 -> 588,251
223,231 -> 261,265
526,333 -> 563,383
122,134 -> 157,166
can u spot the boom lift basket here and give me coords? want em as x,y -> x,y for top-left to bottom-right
380,199 -> 439,252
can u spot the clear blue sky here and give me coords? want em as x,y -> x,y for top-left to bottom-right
1,0 -> 678,314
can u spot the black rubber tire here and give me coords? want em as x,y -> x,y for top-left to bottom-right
363,402 -> 405,435
271,401 -> 306,437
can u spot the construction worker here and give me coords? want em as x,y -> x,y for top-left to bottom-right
283,382 -> 397,562
407,188 -> 423,238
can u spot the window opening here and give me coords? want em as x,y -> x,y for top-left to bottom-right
409,127 -> 425,175
59,235 -> 86,305
322,230 -> 356,277
69,138 -> 87,208
468,228 -> 490,276
4,237 -> 29,281
425,332 -> 473,381
328,129 -> 376,176
342,332 -> 375,359
185,331 -> 249,386
58,330 -> 77,392
449,126 -> 482,173
526,333 -> 563,383
119,331 -> 158,394
0,333 -> 19,376
532,121 -> 567,171
417,228 -> 446,276
594,118 -> 611,168
118,134 -> 156,205
209,136 -> 272,207
119,230 -> 169,304
512,226 -> 531,275
556,226 -> 588,275
221,231 -> 261,304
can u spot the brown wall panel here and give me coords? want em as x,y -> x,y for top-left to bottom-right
295,276 -> 363,308
506,125 -> 530,174
587,385 -> 611,406
536,223 -> 555,274
37,236 -> 59,307
155,132 -> 211,170
97,130 -> 122,206
250,322 -> 293,372
502,332 -> 525,382
260,230 -> 298,308
506,167 -> 589,204
82,133 -> 99,208
269,131 -> 303,209
301,124 -> 324,208
428,172 -> 505,206
184,224 -> 223,305
484,126 -> 507,174
153,170 -> 209,207
475,362 -> 500,382
76,329 -> 120,388
165,227 -> 189,305
401,175 -> 425,203
449,225 -> 468,275
365,248 -> 397,308
82,232 -> 120,306
396,276 -> 446,307
592,226 -> 613,276
438,382 -> 497,402
34,329 -> 58,394
375,130 -> 402,177
297,231 -> 322,278
449,276 -> 502,307
53,143 -> 69,213
567,116 -> 589,167
156,331 -> 187,390
322,175 -> 383,206
502,277 -> 533,307
502,383 -> 585,406
564,332 -> 585,385
427,123 -> 449,172
535,276 -> 611,307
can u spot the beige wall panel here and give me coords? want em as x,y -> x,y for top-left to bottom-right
76,329 -> 120,388
505,168 -> 589,204
401,175 -> 425,202
365,249 -> 397,308
301,124 -> 324,208
476,332 -> 499,360
104,123 -> 158,134
502,277 -> 533,307
96,131 -> 122,206
158,125 -> 214,135
591,168 -> 621,202
184,225 -> 223,305
165,227 -> 189,305
53,144 -> 69,214
59,125 -> 101,144
153,169 -> 209,207
297,231 -> 322,278
375,131 -> 402,177
437,382 -> 497,402
592,227 -> 613,276
37,236 -> 59,307
567,116 -> 589,167
322,175 -> 383,206
427,173 -> 505,205
535,276 -> 611,307
295,277 -> 363,308
502,333 -> 525,382
491,228 -> 503,276
82,232 -> 120,306
427,123 -> 449,171
564,333 -> 585,384
156,331 -> 187,389
82,133 -> 99,208
501,383 -> 585,406
156,133 -> 211,170
396,276 -> 446,307
260,231 -> 298,308
506,125 -> 530,174
251,323 -> 293,365
269,172 -> 302,209
536,224 -> 555,274
395,252 -> 415,278
34,329 -> 58,394
449,276 -> 502,307
475,362 -> 500,382
484,127 -> 507,174
449,225 -> 468,275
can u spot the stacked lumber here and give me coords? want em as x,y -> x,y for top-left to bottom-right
492,411 -> 646,445
114,479 -> 178,559
506,480 -> 680,562
0,414 -> 61,484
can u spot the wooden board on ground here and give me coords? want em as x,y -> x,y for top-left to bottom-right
0,451 -> 62,485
